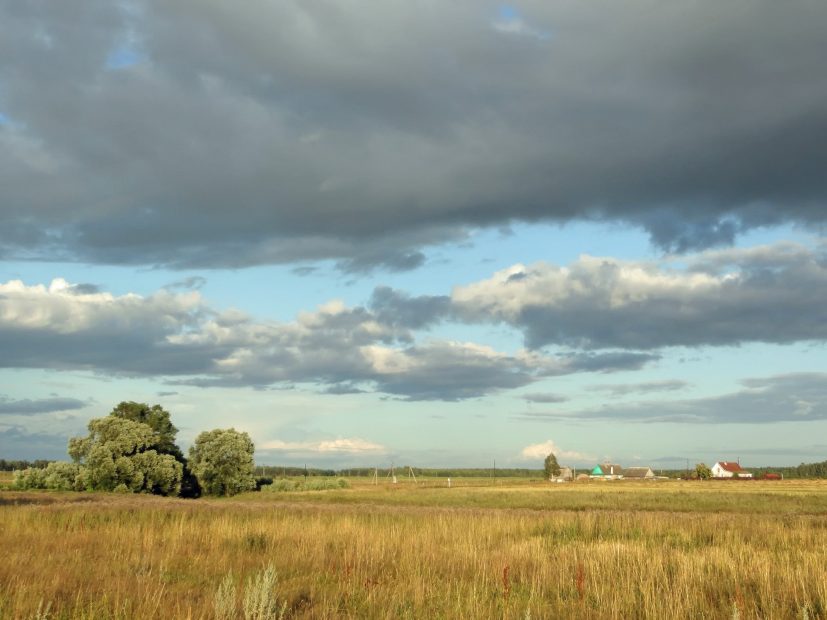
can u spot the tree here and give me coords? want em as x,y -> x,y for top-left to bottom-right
695,463 -> 712,480
109,401 -> 200,497
68,416 -> 182,495
189,428 -> 256,496
544,452 -> 561,479
110,401 -> 183,459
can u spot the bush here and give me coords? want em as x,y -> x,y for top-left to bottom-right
261,478 -> 349,493
12,467 -> 48,490
43,462 -> 87,491
243,565 -> 285,620
254,476 -> 273,490
214,573 -> 237,620
13,462 -> 90,491
264,479 -> 298,492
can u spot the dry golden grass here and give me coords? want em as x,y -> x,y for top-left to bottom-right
2,480 -> 827,618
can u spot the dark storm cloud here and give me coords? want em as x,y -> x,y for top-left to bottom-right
516,373 -> 827,424
2,1 -> 827,269
0,396 -> 89,416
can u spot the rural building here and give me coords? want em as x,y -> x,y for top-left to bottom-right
711,461 -> 753,479
590,463 -> 624,480
623,466 -> 655,480
550,466 -> 574,482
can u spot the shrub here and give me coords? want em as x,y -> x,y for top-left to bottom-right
12,467 -> 48,490
263,479 -> 298,492
214,573 -> 237,620
261,478 -> 349,493
43,462 -> 87,491
12,462 -> 89,491
242,565 -> 285,620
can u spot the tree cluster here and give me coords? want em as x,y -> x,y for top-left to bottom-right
12,402 -> 256,497
0,459 -> 54,471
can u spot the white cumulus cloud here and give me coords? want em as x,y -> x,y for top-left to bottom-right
260,438 -> 387,454
519,439 -> 594,463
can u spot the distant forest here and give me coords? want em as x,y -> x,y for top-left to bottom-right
5,459 -> 827,479
255,466 -> 546,478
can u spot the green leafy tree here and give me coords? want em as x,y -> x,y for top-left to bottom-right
189,428 -> 256,496
109,401 -> 200,497
110,402 -> 183,459
68,416 -> 182,495
544,452 -> 562,479
695,463 -> 712,480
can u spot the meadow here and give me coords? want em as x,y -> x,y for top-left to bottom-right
2,479 -> 827,619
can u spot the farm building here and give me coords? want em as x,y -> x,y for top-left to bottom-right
590,463 -> 624,480
623,466 -> 655,480
711,461 -> 753,479
550,466 -> 574,482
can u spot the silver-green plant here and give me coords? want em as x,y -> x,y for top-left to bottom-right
242,565 -> 286,620
213,572 -> 237,620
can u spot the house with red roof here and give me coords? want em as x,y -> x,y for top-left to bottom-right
711,461 -> 753,479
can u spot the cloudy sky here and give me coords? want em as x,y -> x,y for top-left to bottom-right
2,1 -> 827,469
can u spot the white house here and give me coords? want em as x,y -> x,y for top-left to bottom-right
711,461 -> 753,479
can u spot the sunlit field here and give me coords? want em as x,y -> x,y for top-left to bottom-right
2,479 -> 827,618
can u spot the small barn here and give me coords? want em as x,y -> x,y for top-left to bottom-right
623,466 -> 655,480
590,463 -> 624,480
711,461 -> 753,479
550,466 -> 574,482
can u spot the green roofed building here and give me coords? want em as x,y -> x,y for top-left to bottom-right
590,463 -> 624,480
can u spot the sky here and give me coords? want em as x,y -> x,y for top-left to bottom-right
2,1 -> 827,470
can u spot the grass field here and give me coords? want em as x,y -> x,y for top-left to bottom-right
2,479 -> 827,618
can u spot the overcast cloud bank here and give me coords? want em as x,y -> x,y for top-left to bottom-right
2,2 -> 827,270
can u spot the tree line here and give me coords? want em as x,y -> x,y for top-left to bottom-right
0,459 -> 54,471
11,402 -> 257,497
